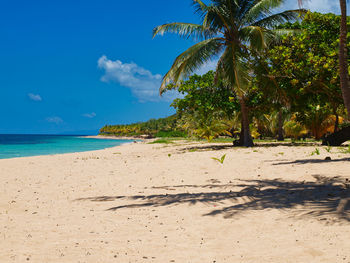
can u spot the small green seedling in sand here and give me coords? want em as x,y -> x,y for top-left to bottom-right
188,149 -> 198,152
253,150 -> 258,153
212,154 -> 226,164
311,148 -> 320,156
325,144 -> 332,153
168,154 -> 172,157
278,152 -> 284,156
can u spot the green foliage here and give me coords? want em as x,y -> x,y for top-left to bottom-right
171,71 -> 240,141
268,12 -> 348,138
155,130 -> 187,138
284,120 -> 307,140
211,154 -> 227,164
148,139 -> 174,144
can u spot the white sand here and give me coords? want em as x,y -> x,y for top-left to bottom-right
1,140 -> 349,262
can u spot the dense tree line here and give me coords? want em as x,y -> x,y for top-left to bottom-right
99,115 -> 186,138
101,11 -> 350,145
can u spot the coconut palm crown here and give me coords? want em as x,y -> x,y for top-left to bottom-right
153,0 -> 305,146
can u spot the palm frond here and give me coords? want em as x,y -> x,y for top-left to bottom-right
192,0 -> 208,14
242,0 -> 285,26
240,26 -> 267,50
216,44 -> 250,96
153,23 -> 215,40
160,38 -> 223,94
205,5 -> 230,31
253,9 -> 307,28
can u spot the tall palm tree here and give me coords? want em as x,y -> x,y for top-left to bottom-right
153,0 -> 304,146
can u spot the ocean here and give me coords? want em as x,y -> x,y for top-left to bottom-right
0,134 -> 132,159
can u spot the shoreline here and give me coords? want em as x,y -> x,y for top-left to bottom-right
84,135 -> 150,141
84,135 -> 157,142
0,137 -> 140,161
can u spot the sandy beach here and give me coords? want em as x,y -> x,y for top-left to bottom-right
1,140 -> 350,262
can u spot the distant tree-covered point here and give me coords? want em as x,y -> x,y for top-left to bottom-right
99,115 -> 187,138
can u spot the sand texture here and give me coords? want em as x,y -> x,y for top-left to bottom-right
1,140 -> 350,262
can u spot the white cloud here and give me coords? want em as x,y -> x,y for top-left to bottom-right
28,93 -> 42,102
82,112 -> 96,118
98,55 -> 219,102
304,0 -> 339,14
98,56 -> 166,102
46,116 -> 63,124
282,0 -> 342,14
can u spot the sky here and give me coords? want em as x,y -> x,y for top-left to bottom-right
0,0 -> 345,134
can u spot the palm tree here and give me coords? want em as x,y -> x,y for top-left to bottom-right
153,0 -> 304,146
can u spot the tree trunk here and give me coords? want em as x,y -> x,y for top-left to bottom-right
277,109 -> 284,141
339,0 -> 350,120
239,98 -> 254,147
334,113 -> 339,133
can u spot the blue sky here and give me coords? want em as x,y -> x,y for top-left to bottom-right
0,0 -> 344,134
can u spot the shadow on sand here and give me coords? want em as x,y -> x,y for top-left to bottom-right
77,175 -> 350,222
272,157 -> 350,165
180,142 -> 326,153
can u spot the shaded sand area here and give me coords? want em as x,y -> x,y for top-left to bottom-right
1,140 -> 350,262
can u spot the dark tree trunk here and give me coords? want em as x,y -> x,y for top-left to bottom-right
339,0 -> 350,119
239,118 -> 244,144
277,109 -> 284,141
334,113 -> 339,133
322,126 -> 350,146
239,98 -> 254,147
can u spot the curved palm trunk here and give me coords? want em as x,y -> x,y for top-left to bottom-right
239,98 -> 254,147
277,109 -> 284,141
339,0 -> 350,120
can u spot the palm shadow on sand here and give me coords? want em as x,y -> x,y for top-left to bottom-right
272,157 -> 350,165
77,175 -> 350,222
179,141 -> 333,153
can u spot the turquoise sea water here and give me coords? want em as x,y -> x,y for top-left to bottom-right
0,135 -> 132,159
